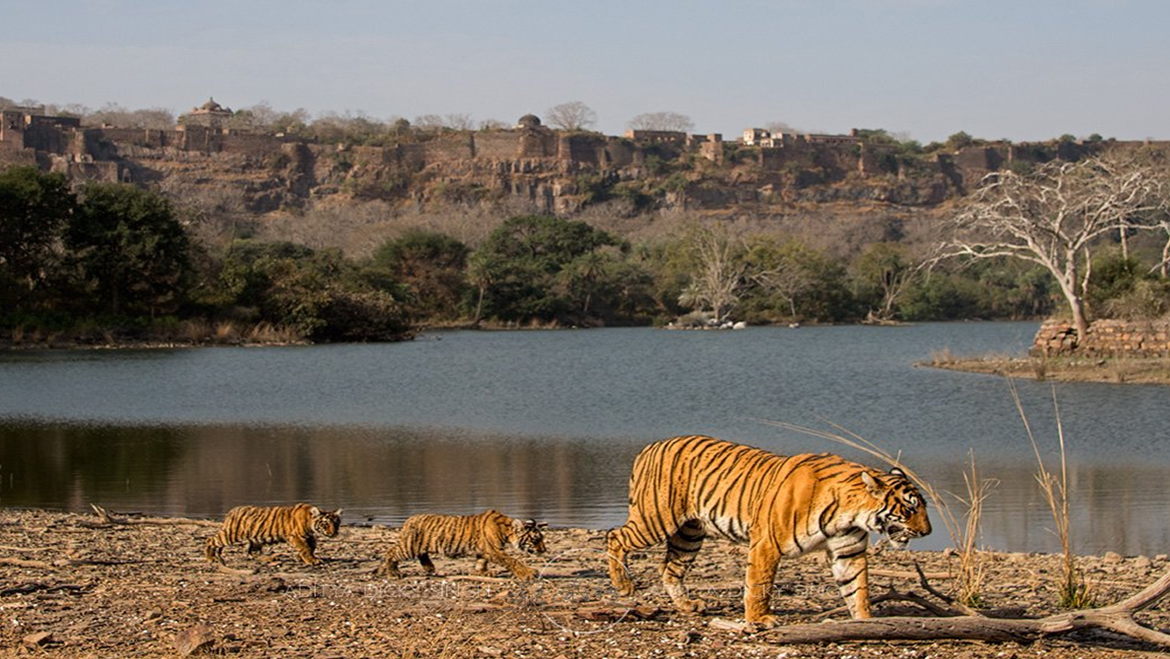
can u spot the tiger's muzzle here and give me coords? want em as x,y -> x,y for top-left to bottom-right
882,516 -> 931,550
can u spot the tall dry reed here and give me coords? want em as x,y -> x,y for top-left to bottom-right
1008,380 -> 1094,609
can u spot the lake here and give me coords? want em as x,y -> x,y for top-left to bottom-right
1,322 -> 1167,555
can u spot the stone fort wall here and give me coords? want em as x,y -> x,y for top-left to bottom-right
1032,319 -> 1170,358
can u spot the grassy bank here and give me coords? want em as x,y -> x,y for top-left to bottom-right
924,349 -> 1170,385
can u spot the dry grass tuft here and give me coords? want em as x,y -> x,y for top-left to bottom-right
1009,379 -> 1095,609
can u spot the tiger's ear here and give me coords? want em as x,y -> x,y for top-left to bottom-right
890,467 -> 906,478
309,506 -> 322,516
333,509 -> 343,516
861,471 -> 886,497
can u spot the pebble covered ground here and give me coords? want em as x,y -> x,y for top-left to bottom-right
1,509 -> 1168,658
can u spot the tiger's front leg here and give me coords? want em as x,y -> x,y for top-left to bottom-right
483,548 -> 535,581
743,539 -> 781,627
288,535 -> 321,565
826,533 -> 871,619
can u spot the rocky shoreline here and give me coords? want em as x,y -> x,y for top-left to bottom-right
923,355 -> 1170,386
2,509 -> 1168,658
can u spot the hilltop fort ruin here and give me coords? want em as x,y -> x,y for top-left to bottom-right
1,100 -> 1160,216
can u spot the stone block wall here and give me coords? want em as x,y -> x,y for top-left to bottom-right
472,131 -> 522,160
1031,319 -> 1170,357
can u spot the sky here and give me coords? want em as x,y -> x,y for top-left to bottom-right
1,0 -> 1165,144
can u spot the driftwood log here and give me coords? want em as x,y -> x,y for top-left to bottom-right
85,504 -> 218,527
710,567 -> 1170,648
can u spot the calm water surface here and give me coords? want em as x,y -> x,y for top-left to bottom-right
2,322 -> 1167,555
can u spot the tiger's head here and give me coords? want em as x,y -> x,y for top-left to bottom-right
310,507 -> 343,538
860,468 -> 931,549
513,519 -> 549,555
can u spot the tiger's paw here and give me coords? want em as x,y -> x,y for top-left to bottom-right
675,597 -> 707,614
514,569 -> 536,582
746,614 -> 778,630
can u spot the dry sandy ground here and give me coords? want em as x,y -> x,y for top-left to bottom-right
1,509 -> 1168,658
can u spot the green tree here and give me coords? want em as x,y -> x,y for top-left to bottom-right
470,215 -> 619,323
743,237 -> 855,322
66,183 -> 191,317
0,167 -> 76,310
853,243 -> 920,322
369,230 -> 469,321
217,241 -> 411,341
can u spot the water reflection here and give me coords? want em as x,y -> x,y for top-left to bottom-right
1,422 -> 1166,555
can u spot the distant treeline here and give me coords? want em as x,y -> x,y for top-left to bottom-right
9,165 -> 1140,346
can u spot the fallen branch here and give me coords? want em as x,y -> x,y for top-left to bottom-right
913,562 -> 981,617
815,587 -> 963,620
761,567 -> 1170,647
84,504 -> 217,527
0,556 -> 143,569
0,582 -> 86,597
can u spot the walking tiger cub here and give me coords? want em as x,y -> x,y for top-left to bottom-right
607,435 -> 931,627
380,510 -> 548,581
205,503 -> 342,566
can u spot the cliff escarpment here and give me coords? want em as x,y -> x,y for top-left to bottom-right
2,108 -> 1157,256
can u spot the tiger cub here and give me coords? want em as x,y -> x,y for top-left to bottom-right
380,510 -> 548,581
204,503 -> 342,566
607,435 -> 931,627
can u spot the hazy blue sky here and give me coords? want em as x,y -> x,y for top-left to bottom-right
2,0 -> 1165,143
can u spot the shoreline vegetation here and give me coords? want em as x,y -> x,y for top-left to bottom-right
2,508 -> 1169,658
924,349 -> 1170,386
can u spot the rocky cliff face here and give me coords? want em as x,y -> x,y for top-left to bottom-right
4,116 -> 1152,253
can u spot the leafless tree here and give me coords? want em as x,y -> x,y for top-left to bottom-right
678,225 -> 746,322
764,120 -> 798,134
627,111 -> 694,133
947,156 -> 1166,343
413,114 -> 446,132
444,113 -> 475,131
478,118 -> 508,131
544,101 -> 597,131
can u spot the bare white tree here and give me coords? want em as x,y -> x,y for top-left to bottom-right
627,111 -> 695,133
544,101 -> 597,131
947,156 -> 1166,343
678,225 -> 746,322
444,113 -> 475,131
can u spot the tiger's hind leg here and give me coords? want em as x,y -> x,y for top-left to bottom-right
662,519 -> 707,613
417,553 -> 437,575
204,538 -> 225,564
379,540 -> 413,578
606,520 -> 663,597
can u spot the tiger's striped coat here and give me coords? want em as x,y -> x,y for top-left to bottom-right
380,510 -> 547,581
607,435 -> 931,627
204,503 -> 342,566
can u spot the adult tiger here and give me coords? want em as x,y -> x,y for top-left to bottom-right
204,503 -> 342,566
380,510 -> 548,581
606,435 -> 931,626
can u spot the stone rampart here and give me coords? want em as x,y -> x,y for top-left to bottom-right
423,134 -> 474,162
1032,319 -> 1170,357
472,131 -> 521,160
